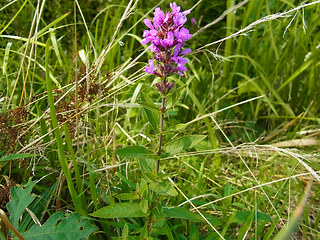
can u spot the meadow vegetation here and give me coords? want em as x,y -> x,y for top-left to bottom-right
0,0 -> 320,239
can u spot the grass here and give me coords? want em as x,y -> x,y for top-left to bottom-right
0,0 -> 320,239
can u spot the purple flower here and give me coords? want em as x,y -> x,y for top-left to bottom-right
153,7 -> 165,29
175,27 -> 192,43
142,2 -> 192,94
170,2 -> 180,14
191,17 -> 196,25
160,31 -> 174,48
141,29 -> 158,45
171,56 -> 188,75
148,44 -> 158,53
144,59 -> 156,74
173,42 -> 183,57
180,48 -> 192,55
182,9 -> 191,15
144,19 -> 154,30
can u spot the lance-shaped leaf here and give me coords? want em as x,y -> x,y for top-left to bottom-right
116,146 -> 157,160
140,92 -> 160,131
149,182 -> 178,197
91,203 -> 149,218
163,135 -> 206,155
163,207 -> 203,222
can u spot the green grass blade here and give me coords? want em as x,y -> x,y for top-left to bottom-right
0,154 -> 38,162
49,28 -> 64,67
0,0 -> 27,35
87,143 -> 98,210
45,39 -> 83,215
63,124 -> 82,194
186,87 -> 221,169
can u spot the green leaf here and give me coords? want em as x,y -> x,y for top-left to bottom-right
256,212 -> 271,222
136,179 -> 148,195
116,146 -> 157,160
7,179 -> 36,230
140,92 -> 160,131
174,123 -> 187,130
231,211 -> 251,224
0,154 -> 38,162
122,223 -> 129,240
21,212 -> 97,240
138,101 -> 160,114
91,203 -> 150,218
163,135 -> 206,155
143,172 -> 157,181
163,207 -> 203,222
139,158 -> 157,175
189,222 -> 200,240
140,223 -> 149,239
223,183 -> 232,207
139,200 -> 149,214
162,221 -> 175,240
115,192 -> 139,200
232,211 -> 271,224
116,173 -> 136,189
236,209 -> 254,239
149,182 -> 178,197
231,202 -> 246,209
223,183 -> 231,197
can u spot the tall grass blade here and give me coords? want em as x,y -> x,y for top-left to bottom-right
45,39 -> 83,215
0,0 -> 27,35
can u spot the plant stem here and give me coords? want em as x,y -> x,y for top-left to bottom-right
156,95 -> 166,172
0,210 -> 25,240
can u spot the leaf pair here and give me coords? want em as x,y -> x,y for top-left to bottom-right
116,135 -> 206,159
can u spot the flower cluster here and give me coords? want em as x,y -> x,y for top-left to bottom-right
141,2 -> 192,93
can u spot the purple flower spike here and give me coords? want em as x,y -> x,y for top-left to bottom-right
142,2 -> 192,94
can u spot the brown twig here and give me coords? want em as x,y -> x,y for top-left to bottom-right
260,112 -> 304,144
0,210 -> 25,240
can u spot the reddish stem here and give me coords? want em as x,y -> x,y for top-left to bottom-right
156,92 -> 166,172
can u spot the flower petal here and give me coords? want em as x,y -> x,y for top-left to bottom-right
180,48 -> 192,55
144,59 -> 156,74
170,2 -> 180,14
144,19 -> 154,29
